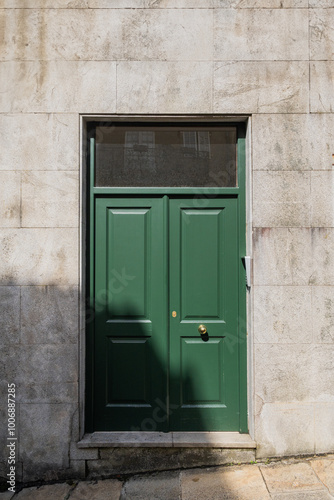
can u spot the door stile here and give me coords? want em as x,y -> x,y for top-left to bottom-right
86,137 -> 96,432
163,194 -> 171,429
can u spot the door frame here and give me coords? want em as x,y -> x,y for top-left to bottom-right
82,116 -> 248,435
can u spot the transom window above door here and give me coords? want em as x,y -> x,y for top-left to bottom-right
93,123 -> 237,188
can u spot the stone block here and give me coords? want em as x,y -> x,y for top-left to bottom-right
21,286 -> 78,344
312,286 -> 334,343
19,403 -> 75,480
0,61 -> 116,113
90,0 -> 145,5
0,347 -> 21,388
123,471 -> 179,500
0,348 -> 18,395
253,286 -> 312,344
0,287 -> 20,345
255,403 -> 314,457
214,9 -> 308,61
1,9 -> 212,62
117,9 -> 212,61
309,228 -> 334,285
15,484 -> 72,500
89,447 -> 254,478
0,344 -> 78,386
310,458 -> 334,493
117,62 -> 212,114
254,228 -> 334,286
70,407 -> 80,443
311,171 -> 334,228
0,228 -> 78,286
70,479 -> 123,500
310,9 -> 334,61
1,9 -> 106,61
213,0 -> 307,6
21,172 -> 79,228
177,448 -> 255,469
255,343 -> 333,404
310,345 -> 334,402
260,462 -> 324,493
145,0 -> 213,6
310,62 -> 334,113
214,62 -> 309,114
254,344 -> 313,403
0,114 -> 79,172
69,459 -> 86,479
252,113 -> 334,171
253,171 -> 311,227
0,0 -> 87,6
267,492 -> 333,500
181,465 -> 270,500
310,0 -> 334,5
19,382 -> 78,404
23,344 -> 78,384
314,406 -> 334,454
70,442 -> 98,460
253,228 -> 312,286
0,172 -> 20,228
80,432 -> 255,449
79,431 -> 173,447
172,431 -> 255,448
93,448 -> 180,476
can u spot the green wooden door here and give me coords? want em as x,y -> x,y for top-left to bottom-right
92,196 -> 242,432
169,198 -> 239,431
93,197 -> 168,431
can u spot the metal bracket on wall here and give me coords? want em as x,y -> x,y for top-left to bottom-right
243,256 -> 251,289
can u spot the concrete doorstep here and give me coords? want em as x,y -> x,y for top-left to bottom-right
1,454 -> 334,500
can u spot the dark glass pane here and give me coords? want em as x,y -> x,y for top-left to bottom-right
95,124 -> 237,187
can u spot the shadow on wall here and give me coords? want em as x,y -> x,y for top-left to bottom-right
0,281 -> 247,490
0,282 -> 80,484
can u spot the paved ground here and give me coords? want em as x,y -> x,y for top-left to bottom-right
1,454 -> 334,499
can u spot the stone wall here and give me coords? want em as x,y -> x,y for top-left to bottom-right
0,0 -> 334,483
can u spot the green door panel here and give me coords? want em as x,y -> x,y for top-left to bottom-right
93,197 -> 168,431
107,338 -> 151,404
180,338 -> 225,404
180,210 -> 221,318
169,198 -> 240,431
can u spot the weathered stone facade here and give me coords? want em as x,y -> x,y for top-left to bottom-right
1,0 -> 334,484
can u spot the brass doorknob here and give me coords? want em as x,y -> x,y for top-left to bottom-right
198,324 -> 207,335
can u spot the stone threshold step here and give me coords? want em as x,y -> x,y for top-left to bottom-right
78,431 -> 256,449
